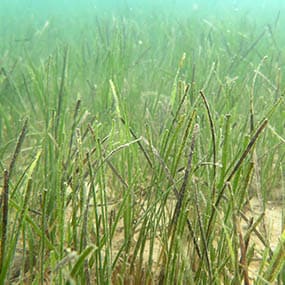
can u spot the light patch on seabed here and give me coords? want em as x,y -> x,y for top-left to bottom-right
243,197 -> 284,282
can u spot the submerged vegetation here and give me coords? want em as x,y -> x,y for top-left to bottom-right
0,2 -> 285,284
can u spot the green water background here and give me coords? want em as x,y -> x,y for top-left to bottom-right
1,0 -> 285,59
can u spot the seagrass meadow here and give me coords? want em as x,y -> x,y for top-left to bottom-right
0,0 -> 285,284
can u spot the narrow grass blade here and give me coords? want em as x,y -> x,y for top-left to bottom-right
70,245 -> 96,278
263,230 -> 285,283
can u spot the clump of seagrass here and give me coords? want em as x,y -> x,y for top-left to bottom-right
0,118 -> 28,281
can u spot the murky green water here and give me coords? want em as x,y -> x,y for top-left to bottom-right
0,1 -> 284,284
1,0 -> 285,54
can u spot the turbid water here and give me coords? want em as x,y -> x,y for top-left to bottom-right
0,0 -> 284,284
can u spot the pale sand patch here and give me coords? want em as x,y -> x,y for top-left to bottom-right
243,197 -> 284,283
